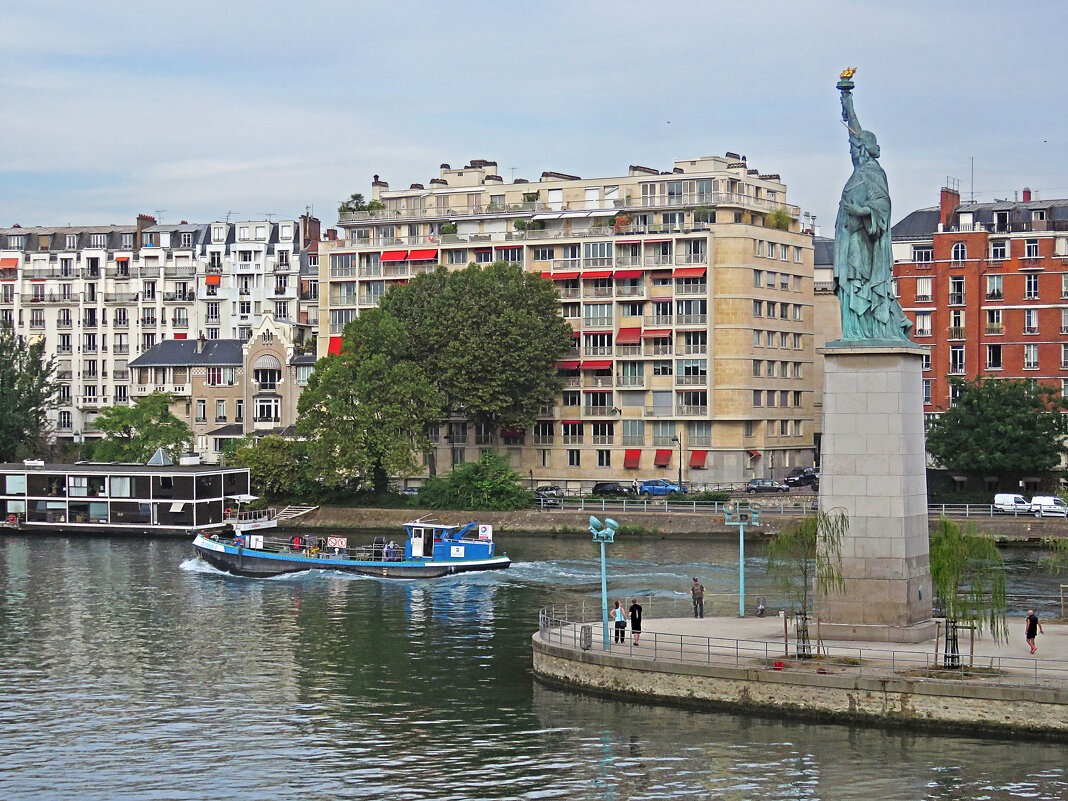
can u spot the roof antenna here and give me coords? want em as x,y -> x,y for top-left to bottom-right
260,213 -> 276,223
970,157 -> 974,202
225,211 -> 238,223
154,209 -> 167,225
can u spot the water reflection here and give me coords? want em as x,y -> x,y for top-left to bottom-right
0,533 -> 1063,801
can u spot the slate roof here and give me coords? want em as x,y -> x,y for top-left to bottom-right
129,339 -> 243,367
813,236 -> 834,267
207,423 -> 245,437
891,208 -> 940,240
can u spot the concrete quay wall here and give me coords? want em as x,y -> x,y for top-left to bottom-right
531,637 -> 1068,740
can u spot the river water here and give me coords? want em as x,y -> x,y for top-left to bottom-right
0,532 -> 1064,801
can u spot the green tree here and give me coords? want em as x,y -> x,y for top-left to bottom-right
378,262 -> 575,428
925,378 -> 1068,484
766,208 -> 792,230
929,517 -> 1007,666
230,436 -> 305,497
338,192 -> 385,214
0,325 -> 59,461
93,392 -> 193,462
765,510 -> 847,653
418,451 -> 533,510
297,310 -> 443,493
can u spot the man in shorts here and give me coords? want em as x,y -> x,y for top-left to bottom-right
1025,609 -> 1044,654
628,598 -> 643,646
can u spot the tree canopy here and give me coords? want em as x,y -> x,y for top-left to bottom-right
925,378 -> 1068,481
297,262 -> 573,491
0,326 -> 59,461
765,510 -> 847,616
230,436 -> 305,497
338,193 -> 385,214
92,393 -> 193,463
418,451 -> 533,510
929,517 -> 1007,643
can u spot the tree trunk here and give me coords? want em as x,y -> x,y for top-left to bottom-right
371,461 -> 389,495
942,619 -> 961,669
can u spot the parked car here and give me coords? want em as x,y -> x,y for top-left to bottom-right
746,478 -> 789,494
993,493 -> 1031,514
590,482 -> 633,497
785,467 -> 819,488
637,479 -> 686,496
533,485 -> 563,507
1030,495 -> 1067,517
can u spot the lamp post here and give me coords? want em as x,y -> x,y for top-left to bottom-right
671,434 -> 683,489
725,501 -> 760,617
589,515 -> 619,650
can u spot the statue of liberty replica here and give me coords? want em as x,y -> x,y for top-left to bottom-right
833,68 -> 912,342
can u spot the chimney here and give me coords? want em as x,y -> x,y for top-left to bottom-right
196,333 -> 206,354
1023,187 -> 1032,202
940,185 -> 960,228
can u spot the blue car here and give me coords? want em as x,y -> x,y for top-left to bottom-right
637,479 -> 686,496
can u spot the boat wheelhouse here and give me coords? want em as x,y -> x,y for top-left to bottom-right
0,460 -> 260,536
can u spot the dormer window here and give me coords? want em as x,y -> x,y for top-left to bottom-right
1033,210 -> 1046,222
180,232 -> 193,248
238,226 -> 249,240
65,234 -> 78,249
89,233 -> 107,248
213,226 -> 225,241
7,235 -> 25,249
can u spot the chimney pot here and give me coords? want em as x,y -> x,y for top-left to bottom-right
1023,187 -> 1032,202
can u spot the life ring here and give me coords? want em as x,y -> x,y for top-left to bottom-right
224,507 -> 233,519
6,514 -> 16,525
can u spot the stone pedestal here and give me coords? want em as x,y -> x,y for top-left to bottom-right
815,343 -> 935,643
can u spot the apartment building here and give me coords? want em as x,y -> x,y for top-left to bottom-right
128,315 -> 315,462
319,155 -> 816,484
0,214 -> 320,447
892,186 -> 1068,413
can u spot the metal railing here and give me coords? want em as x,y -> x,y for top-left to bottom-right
538,606 -> 1067,688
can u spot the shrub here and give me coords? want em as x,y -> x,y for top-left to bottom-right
418,451 -> 533,510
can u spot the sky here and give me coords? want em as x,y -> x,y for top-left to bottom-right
2,0 -> 1067,231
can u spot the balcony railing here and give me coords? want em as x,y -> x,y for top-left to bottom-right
164,265 -> 196,278
583,407 -> 615,416
644,255 -> 674,267
675,253 -> 707,265
948,293 -> 965,305
616,375 -> 645,387
676,374 -> 708,386
584,376 -> 613,388
582,317 -> 613,329
616,285 -> 646,298
615,344 -> 641,357
557,287 -> 580,299
986,291 -> 1003,300
947,327 -> 966,340
644,343 -> 673,356
583,286 -> 613,298
171,318 -> 189,328
675,405 -> 708,416
676,314 -> 707,325
676,283 -> 707,295
644,315 -> 672,327
163,292 -> 196,303
112,369 -> 130,380
985,325 -> 1003,335
642,406 -> 674,417
104,292 -> 138,303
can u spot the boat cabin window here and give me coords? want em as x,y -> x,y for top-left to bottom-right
110,476 -> 133,498
68,501 -> 108,523
88,477 -> 107,497
5,500 -> 25,515
195,474 -> 222,499
28,474 -> 63,496
5,474 -> 26,494
223,471 -> 249,496
69,476 -> 88,497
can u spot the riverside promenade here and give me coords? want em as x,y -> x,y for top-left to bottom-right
533,610 -> 1068,740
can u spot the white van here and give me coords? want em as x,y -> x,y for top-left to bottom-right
993,493 -> 1032,514
1030,495 -> 1068,517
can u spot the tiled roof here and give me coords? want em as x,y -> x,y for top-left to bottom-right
891,208 -> 940,240
129,339 -> 243,367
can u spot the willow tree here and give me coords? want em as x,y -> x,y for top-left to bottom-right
765,510 -> 848,655
0,326 -> 58,461
929,517 -> 1007,668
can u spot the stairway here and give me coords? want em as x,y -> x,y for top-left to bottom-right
273,504 -> 319,523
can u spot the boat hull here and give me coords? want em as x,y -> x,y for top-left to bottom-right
192,536 -> 510,579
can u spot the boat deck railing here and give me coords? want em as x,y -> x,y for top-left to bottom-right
216,534 -> 407,562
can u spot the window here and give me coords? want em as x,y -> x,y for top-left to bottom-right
533,246 -> 553,262
256,396 -> 280,421
949,276 -> 965,305
951,242 -> 967,262
753,360 -> 763,377
215,399 -> 226,421
921,352 -> 931,371
753,330 -> 763,347
1061,343 -> 1068,369
986,274 -> 1003,299
914,312 -> 932,336
1024,274 -> 1039,299
986,308 -> 1002,334
473,249 -> 492,264
753,390 -> 763,407
792,304 -> 802,321
1062,308 -> 1068,334
1062,274 -> 1068,298
753,270 -> 763,288
597,450 -> 611,468
621,419 -> 643,446
990,240 -> 1007,260
915,276 -> 932,301
779,244 -> 788,261
1024,343 -> 1039,370
922,379 -> 932,405
913,246 -> 933,263
297,365 -> 314,385
1024,308 -> 1038,334
1025,239 -> 1040,259
986,344 -> 1003,370
752,300 -> 763,317
949,346 -> 965,374
567,449 -> 580,468
652,360 -> 672,376
195,399 -> 206,422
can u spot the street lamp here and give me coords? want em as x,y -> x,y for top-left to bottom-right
589,515 -> 619,650
671,434 -> 683,488
725,501 -> 760,617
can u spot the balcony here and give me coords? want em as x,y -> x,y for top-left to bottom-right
330,265 -> 358,278
643,315 -> 673,327
616,375 -> 645,388
272,285 -> 293,296
615,344 -> 641,357
113,369 -> 130,380
138,265 -> 161,277
551,259 -> 581,272
583,286 -> 614,298
329,294 -> 359,307
949,365 -> 966,376
104,292 -> 138,304
676,314 -> 707,326
557,287 -> 580,299
140,318 -> 157,327
163,292 -> 196,303
57,319 -> 72,329
583,406 -> 615,417
583,345 -> 612,356
584,375 -> 613,389
562,376 -> 580,387
644,255 -> 674,267
644,343 -> 673,356
676,374 -> 708,386
236,261 -> 257,272
358,266 -> 382,278
985,325 -> 1003,335
948,293 -> 965,305
947,327 -> 966,340
171,318 -> 189,329
675,253 -> 707,265
1020,258 -> 1043,270
676,283 -> 708,295
582,317 -> 613,329
358,294 -> 382,307
164,265 -> 196,278
382,264 -> 410,278
616,284 -> 646,298
675,405 -> 708,417
676,344 -> 707,356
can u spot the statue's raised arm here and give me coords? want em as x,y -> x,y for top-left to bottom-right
837,67 -> 860,136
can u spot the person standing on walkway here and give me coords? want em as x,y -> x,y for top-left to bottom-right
691,578 -> 704,619
613,600 -> 627,644
628,598 -> 643,646
1025,609 -> 1044,654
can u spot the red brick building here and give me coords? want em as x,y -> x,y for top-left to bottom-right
892,187 -> 1068,413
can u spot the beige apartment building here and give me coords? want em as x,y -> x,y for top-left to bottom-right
319,155 -> 817,486
128,315 -> 315,462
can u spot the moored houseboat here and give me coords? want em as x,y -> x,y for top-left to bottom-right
0,458 -> 268,537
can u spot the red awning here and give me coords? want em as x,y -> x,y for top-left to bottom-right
495,245 -> 522,250
561,419 -> 582,425
572,330 -> 581,338
380,250 -> 407,261
0,258 -> 17,268
615,240 -> 640,245
580,360 -> 612,370
689,450 -> 708,468
173,333 -> 187,340
582,270 -> 613,279
673,266 -> 707,278
556,360 -> 580,370
624,449 -> 641,469
615,327 -> 642,344
328,336 -> 343,355
649,270 -> 673,278
644,238 -> 671,243
407,248 -> 438,260
552,272 -> 580,280
747,449 -> 761,459
115,256 -> 130,262
641,329 -> 672,338
613,269 -> 643,279
654,449 -> 672,467
539,271 -> 552,278
204,274 -> 221,285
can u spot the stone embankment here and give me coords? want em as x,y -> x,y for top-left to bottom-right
289,505 -> 1068,542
